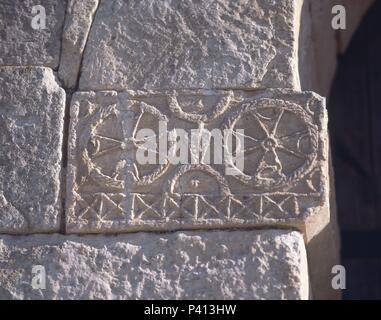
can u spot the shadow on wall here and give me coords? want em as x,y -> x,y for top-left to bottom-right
328,0 -> 381,300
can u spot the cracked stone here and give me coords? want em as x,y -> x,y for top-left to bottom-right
58,0 -> 100,89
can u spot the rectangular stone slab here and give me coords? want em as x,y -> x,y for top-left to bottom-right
0,0 -> 67,68
79,0 -> 299,91
66,89 -> 328,233
0,67 -> 65,233
0,229 -> 309,299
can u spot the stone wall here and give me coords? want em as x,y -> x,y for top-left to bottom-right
1,0 -> 371,300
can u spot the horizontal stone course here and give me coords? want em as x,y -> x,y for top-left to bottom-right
0,229 -> 309,300
79,0 -> 299,91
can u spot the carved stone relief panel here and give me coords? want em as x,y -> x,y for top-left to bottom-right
66,89 -> 328,233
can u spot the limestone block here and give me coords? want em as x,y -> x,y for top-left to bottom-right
0,67 -> 65,233
79,0 -> 299,91
66,89 -> 328,233
58,0 -> 100,89
0,0 -> 67,68
0,230 -> 309,300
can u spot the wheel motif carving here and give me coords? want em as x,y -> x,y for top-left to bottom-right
224,99 -> 319,189
83,101 -> 171,188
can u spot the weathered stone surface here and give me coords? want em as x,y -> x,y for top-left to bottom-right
58,0 -> 100,89
0,0 -> 66,68
66,89 -> 328,233
79,0 -> 299,91
0,67 -> 65,233
0,229 -> 309,300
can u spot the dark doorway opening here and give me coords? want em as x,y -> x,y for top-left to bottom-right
328,1 -> 381,299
